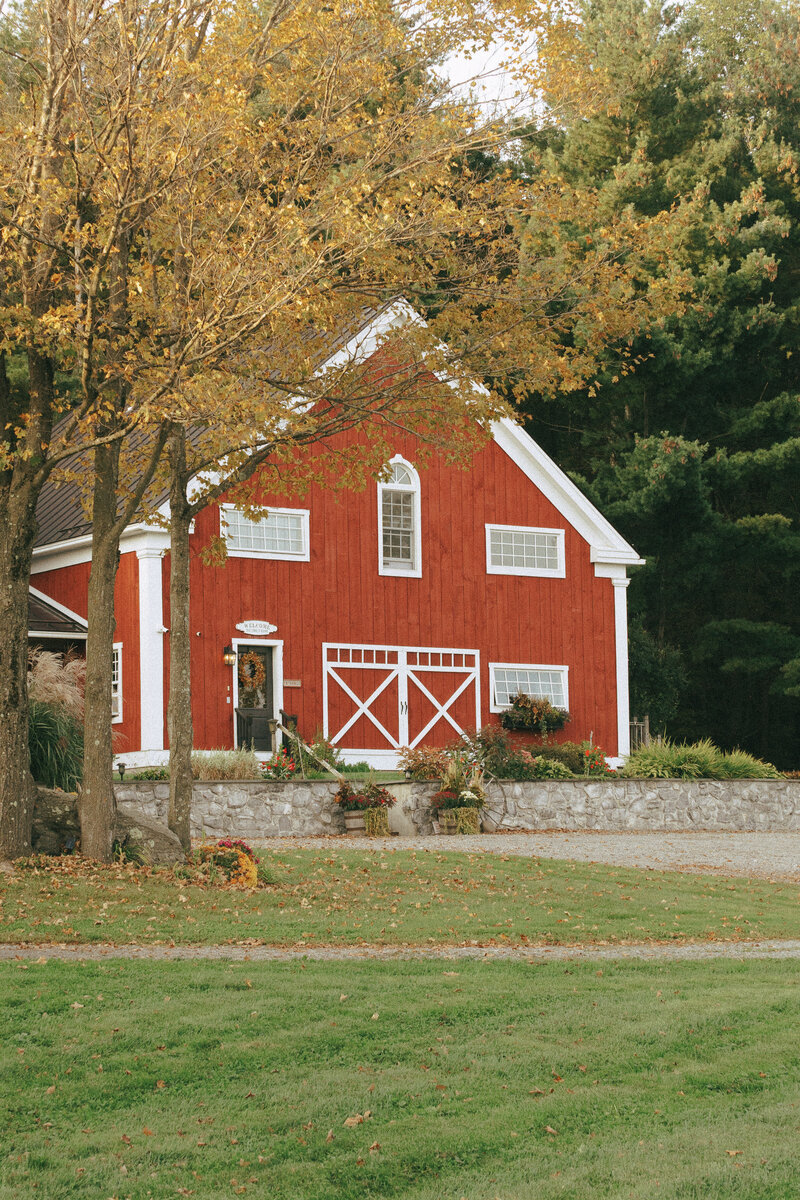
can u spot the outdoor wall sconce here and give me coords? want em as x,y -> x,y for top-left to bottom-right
223,644 -> 237,666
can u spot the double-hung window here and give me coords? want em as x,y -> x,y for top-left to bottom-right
221,505 -> 310,561
486,524 -> 565,578
489,663 -> 569,712
111,643 -> 123,723
378,458 -> 421,577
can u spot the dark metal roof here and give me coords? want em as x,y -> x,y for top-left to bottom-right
28,590 -> 87,636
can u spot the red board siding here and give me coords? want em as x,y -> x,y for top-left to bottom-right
34,554 -> 141,752
186,428 -> 620,756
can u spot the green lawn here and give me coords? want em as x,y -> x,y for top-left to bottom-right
2,849 -> 799,946
2,958 -> 799,1198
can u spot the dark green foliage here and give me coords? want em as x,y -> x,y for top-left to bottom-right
526,741 -> 589,776
517,0 -> 800,765
126,766 -> 170,781
28,700 -> 83,791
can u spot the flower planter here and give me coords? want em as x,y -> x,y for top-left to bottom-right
343,811 -> 366,835
438,811 -> 458,835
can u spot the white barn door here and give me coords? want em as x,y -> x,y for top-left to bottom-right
323,643 -> 480,762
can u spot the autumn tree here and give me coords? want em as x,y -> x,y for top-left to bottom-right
1,0 -> 690,860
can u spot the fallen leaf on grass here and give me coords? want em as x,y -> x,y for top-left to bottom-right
369,1142 -> 381,1153
545,1126 -> 559,1137
726,1150 -> 743,1157
326,1130 -> 334,1143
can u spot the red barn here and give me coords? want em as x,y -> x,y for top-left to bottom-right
29,305 -> 643,768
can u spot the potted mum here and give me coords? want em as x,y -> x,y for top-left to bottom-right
335,780 -> 396,835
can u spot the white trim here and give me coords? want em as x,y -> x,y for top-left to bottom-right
490,419 -> 644,572
31,524 -> 169,573
28,585 -> 89,630
28,630 -> 88,640
488,661 -> 569,712
230,637 -> 284,749
378,455 -> 422,578
612,576 -> 632,758
485,523 -> 566,578
136,547 -> 165,751
323,642 -> 480,750
220,504 -> 310,562
112,642 -> 123,724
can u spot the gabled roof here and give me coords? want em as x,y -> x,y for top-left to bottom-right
33,301 -> 643,569
28,586 -> 88,637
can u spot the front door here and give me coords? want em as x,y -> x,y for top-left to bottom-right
235,645 -> 274,751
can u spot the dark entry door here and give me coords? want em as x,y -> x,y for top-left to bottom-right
235,646 -> 274,751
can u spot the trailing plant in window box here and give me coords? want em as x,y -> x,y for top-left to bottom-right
499,692 -> 571,735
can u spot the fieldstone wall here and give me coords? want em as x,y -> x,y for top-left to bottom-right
113,777 -> 800,838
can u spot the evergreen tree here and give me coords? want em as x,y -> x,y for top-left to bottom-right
519,0 -> 800,765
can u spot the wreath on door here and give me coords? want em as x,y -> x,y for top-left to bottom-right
238,651 -> 266,694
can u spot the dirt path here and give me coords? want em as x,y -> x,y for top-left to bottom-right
4,939 -> 800,963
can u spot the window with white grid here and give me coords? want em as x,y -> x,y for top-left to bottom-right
486,524 -> 565,578
378,458 -> 421,576
221,506 -> 309,560
111,644 -> 123,723
489,663 -> 568,711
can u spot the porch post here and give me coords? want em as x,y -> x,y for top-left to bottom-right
612,575 -> 631,758
137,547 -> 165,752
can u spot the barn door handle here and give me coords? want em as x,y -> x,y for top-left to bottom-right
400,700 -> 408,715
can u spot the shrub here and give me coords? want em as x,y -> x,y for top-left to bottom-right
28,699 -> 83,791
622,739 -> 782,779
127,766 -> 170,781
27,650 -> 86,791
262,747 -> 297,779
529,742 -> 587,775
397,745 -> 452,780
517,752 -> 575,780
300,732 -> 345,774
191,748 -> 262,781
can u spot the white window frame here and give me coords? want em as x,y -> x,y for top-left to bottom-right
112,642 -> 123,724
489,662 -> 569,713
378,455 -> 422,578
485,523 -> 566,578
220,504 -> 310,562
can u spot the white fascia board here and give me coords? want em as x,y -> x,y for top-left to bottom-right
490,418 -> 644,568
31,523 -> 169,572
28,585 -> 89,629
317,299 -> 421,376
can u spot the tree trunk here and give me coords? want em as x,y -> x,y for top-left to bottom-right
0,513 -> 37,859
80,440 -> 121,862
167,425 -> 193,854
0,350 -> 54,859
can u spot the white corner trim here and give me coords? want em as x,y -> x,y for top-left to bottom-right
28,585 -> 88,629
31,523 -> 169,572
137,550 -> 165,751
612,576 -> 632,757
490,419 -> 644,569
485,524 -> 566,579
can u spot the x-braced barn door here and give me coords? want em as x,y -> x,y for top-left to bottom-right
323,643 -> 480,753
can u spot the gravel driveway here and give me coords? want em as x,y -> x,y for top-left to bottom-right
253,830 -> 800,882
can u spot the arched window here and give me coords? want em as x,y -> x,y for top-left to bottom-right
378,456 -> 421,577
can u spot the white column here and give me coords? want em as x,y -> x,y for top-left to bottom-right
137,548 -> 165,752
612,575 -> 632,758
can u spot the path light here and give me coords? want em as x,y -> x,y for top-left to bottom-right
223,644 -> 237,666
118,762 -> 127,780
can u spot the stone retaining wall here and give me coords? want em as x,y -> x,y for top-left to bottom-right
113,777 -> 800,838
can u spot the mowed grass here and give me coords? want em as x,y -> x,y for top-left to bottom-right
3,958 -> 800,1199
2,848 -> 799,946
